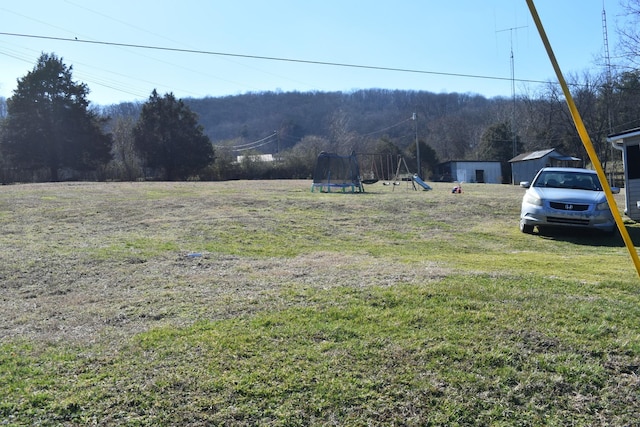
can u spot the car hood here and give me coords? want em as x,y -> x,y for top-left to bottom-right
531,187 -> 606,204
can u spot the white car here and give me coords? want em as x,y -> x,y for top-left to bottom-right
519,167 -> 619,234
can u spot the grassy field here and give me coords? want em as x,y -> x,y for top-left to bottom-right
0,180 -> 638,425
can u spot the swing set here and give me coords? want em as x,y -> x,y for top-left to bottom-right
360,153 -> 417,190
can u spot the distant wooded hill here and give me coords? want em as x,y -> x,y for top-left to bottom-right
186,90 -> 509,155
105,89 -> 514,160
103,84 -> 633,177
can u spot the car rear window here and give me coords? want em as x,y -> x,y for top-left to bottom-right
534,172 -> 601,190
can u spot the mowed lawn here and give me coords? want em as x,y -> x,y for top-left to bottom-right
0,180 -> 638,425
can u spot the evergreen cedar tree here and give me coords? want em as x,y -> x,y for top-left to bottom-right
477,122 -> 521,162
133,90 -> 214,181
476,122 -> 521,184
2,53 -> 112,181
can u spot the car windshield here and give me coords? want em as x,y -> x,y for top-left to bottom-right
533,171 -> 602,191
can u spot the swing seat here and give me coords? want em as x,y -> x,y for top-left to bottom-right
362,179 -> 379,185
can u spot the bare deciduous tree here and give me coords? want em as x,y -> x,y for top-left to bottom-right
108,115 -> 143,181
617,0 -> 640,66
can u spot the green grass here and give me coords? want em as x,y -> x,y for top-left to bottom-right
2,278 -> 638,425
0,180 -> 638,425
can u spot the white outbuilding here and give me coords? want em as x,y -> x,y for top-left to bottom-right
509,148 -> 581,185
608,127 -> 640,221
436,161 -> 502,183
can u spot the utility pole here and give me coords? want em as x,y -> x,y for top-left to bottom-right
413,112 -> 420,179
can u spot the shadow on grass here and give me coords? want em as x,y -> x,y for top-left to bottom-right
535,223 -> 640,248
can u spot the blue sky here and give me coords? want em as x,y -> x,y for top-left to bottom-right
0,1 -> 629,105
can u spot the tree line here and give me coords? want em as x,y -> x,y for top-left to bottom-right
0,53 -> 214,183
2,8 -> 640,184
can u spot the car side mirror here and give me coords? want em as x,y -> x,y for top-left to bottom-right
520,181 -> 531,188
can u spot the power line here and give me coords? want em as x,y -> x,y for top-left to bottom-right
60,2 -> 315,93
0,31 -> 557,87
215,132 -> 278,152
233,132 -> 277,150
0,35 -> 197,99
234,139 -> 275,152
361,117 -> 414,138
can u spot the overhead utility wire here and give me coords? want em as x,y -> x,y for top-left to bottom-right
234,138 -> 276,152
214,132 -> 278,152
231,132 -> 277,149
361,117 -> 414,138
0,32 -> 555,87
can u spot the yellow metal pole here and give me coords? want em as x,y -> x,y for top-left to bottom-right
526,0 -> 640,279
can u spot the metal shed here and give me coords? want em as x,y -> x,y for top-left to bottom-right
509,148 -> 581,184
608,127 -> 640,221
436,161 -> 502,183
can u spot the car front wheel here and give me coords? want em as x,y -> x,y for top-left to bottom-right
520,220 -> 534,234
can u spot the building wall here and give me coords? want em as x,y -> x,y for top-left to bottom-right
511,151 -> 583,184
512,158 -> 544,184
451,162 -> 501,184
623,136 -> 640,220
626,179 -> 640,220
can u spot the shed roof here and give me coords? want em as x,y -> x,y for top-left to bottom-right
607,127 -> 640,145
509,148 -> 579,163
437,160 -> 501,166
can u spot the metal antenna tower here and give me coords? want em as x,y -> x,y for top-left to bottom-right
602,3 -> 613,133
602,2 -> 615,182
497,25 -> 527,157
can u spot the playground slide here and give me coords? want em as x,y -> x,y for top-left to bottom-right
412,174 -> 432,191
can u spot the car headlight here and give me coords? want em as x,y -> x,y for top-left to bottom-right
524,193 -> 543,206
596,201 -> 609,211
